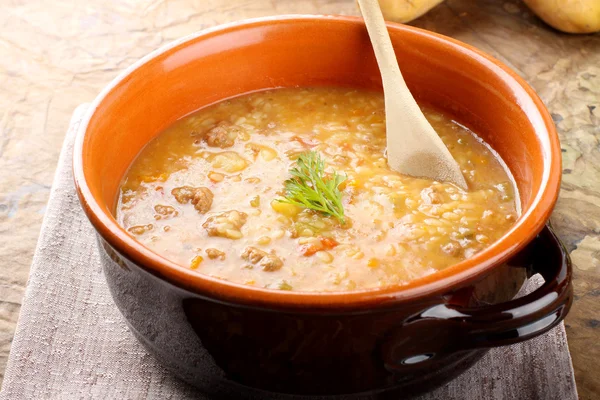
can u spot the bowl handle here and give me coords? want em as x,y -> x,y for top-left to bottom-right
382,225 -> 573,372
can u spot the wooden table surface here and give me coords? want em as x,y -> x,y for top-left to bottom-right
0,0 -> 598,398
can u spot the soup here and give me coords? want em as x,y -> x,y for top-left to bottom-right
117,88 -> 518,292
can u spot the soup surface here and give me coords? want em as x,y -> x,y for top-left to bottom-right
117,88 -> 518,292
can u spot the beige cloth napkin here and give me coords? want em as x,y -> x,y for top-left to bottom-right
0,105 -> 578,400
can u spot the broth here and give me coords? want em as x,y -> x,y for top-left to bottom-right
117,88 -> 518,292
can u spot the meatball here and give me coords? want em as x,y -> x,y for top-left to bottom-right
171,186 -> 214,214
241,246 -> 283,272
128,224 -> 153,235
153,204 -> 178,220
205,248 -> 226,260
205,122 -> 238,148
202,210 -> 248,239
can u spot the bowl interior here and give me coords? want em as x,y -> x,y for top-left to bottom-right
76,16 -> 560,306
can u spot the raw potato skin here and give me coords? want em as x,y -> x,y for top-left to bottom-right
371,0 -> 445,23
371,0 -> 599,34
523,0 -> 600,34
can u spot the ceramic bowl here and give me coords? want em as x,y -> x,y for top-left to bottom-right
73,16 -> 572,399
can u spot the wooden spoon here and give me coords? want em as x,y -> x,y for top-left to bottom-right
357,0 -> 468,189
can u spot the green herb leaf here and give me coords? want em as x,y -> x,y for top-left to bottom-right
279,151 -> 347,224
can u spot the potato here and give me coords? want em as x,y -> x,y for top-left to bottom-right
523,0 -> 600,34
207,151 -> 248,172
245,143 -> 278,161
270,200 -> 302,217
365,0 -> 445,23
368,0 -> 600,34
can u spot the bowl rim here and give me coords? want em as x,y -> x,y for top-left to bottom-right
73,15 -> 561,310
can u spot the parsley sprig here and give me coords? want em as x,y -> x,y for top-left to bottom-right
279,151 -> 347,224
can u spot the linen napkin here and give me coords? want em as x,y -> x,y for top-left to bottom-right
0,105 -> 578,400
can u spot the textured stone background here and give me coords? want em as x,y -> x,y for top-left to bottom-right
0,0 -> 598,398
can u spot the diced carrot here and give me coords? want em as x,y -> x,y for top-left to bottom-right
320,237 -> 339,250
300,243 -> 320,257
300,236 -> 339,256
367,258 -> 379,268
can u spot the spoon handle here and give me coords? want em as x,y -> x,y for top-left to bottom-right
357,0 -> 408,87
358,0 -> 427,132
358,0 -> 468,189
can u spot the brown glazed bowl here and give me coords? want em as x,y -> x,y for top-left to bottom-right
73,16 -> 572,399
